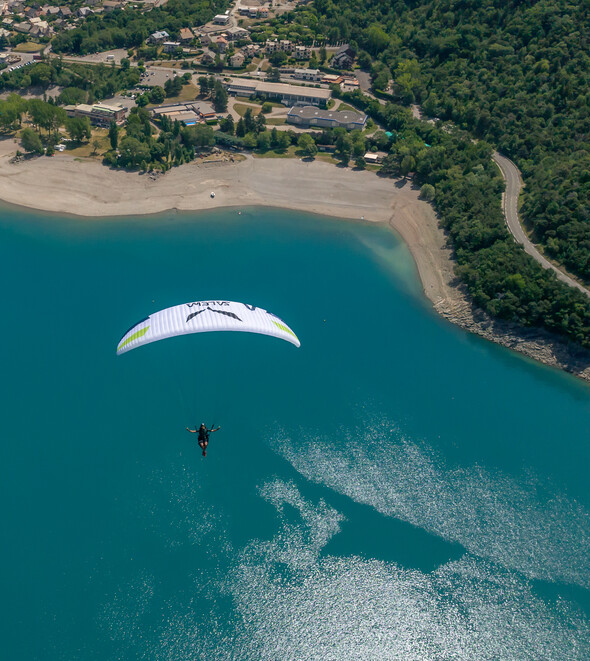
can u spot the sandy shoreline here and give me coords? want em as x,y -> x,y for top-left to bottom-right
1,148 -> 589,382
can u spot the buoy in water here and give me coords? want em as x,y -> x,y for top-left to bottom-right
210,191 -> 215,198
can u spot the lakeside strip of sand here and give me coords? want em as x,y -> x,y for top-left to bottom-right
0,150 -> 456,307
1,148 -> 589,381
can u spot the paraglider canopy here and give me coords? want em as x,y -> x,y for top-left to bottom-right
116,300 -> 300,355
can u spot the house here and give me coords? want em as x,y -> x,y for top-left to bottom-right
147,30 -> 169,44
248,6 -> 268,17
13,21 -> 32,34
294,68 -> 321,81
242,43 -> 260,58
265,39 -> 279,53
45,7 -> 59,16
279,39 -> 292,52
178,27 -> 193,43
77,7 -> 93,17
200,49 -> 215,65
287,106 -> 367,130
162,41 -> 181,53
102,0 -> 122,11
58,6 -> 72,18
215,35 -> 228,53
229,51 -> 244,68
199,32 -> 213,47
331,44 -> 355,69
213,13 -> 229,25
294,45 -> 311,60
225,26 -> 249,41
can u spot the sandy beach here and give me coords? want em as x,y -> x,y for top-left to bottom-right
1,146 -> 589,380
0,148 -> 456,307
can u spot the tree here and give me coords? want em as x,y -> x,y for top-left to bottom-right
213,80 -> 228,112
66,116 -> 91,142
319,46 -> 327,63
256,131 -> 270,151
118,136 -> 150,168
255,112 -> 266,133
354,156 -> 366,169
109,121 -> 118,150
20,127 -> 43,154
420,183 -> 435,201
270,127 -> 279,148
164,76 -> 183,98
198,76 -> 209,96
243,107 -> 256,133
275,130 -> 291,151
298,133 -> 317,158
219,114 -> 234,135
400,154 -> 416,177
261,102 -> 272,114
235,117 -> 246,137
243,132 -> 257,149
269,51 -> 287,67
267,67 -> 281,82
352,137 -> 366,158
91,138 -> 101,155
149,86 -> 165,104
181,124 -> 214,149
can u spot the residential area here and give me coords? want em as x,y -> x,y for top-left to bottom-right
0,0 -> 396,172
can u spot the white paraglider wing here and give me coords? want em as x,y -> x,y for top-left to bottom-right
116,300 -> 300,355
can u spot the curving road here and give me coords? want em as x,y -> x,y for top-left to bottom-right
492,152 -> 590,298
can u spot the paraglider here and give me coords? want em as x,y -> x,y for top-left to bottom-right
116,300 -> 300,355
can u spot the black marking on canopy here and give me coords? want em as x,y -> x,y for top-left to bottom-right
186,309 -> 205,323
186,307 -> 242,323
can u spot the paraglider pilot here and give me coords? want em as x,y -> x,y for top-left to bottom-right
186,423 -> 221,457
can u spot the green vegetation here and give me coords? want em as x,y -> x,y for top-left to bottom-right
102,108 -> 214,171
294,0 -> 590,284
334,88 -> 590,347
51,0 -> 226,55
0,59 -> 140,102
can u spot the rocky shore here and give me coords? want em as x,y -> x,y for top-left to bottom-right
434,284 -> 590,383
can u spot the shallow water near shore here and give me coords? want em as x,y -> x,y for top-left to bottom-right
1,206 -> 590,660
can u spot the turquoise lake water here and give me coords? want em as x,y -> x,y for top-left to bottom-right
1,207 -> 590,660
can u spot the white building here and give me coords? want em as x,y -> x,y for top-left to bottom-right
294,68 -> 321,81
213,14 -> 229,25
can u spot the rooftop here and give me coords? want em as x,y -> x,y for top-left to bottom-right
288,105 -> 366,123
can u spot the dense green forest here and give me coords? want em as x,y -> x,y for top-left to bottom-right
330,88 -> 590,347
291,0 -> 590,282
51,0 -> 226,55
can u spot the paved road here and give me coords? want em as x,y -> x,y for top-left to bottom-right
493,152 -> 590,298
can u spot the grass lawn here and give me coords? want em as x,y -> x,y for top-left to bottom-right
337,102 -> 357,112
162,82 -> 199,104
314,153 -> 338,165
265,117 -> 286,125
13,42 -> 43,53
61,129 -> 110,158
234,102 -> 261,116
235,95 -> 259,104
253,145 -> 297,159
